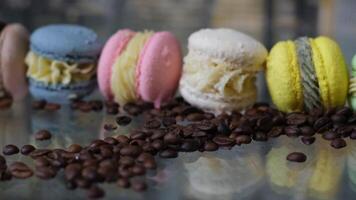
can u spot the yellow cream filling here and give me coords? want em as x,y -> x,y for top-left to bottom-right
26,51 -> 96,85
182,54 -> 257,100
111,31 -> 153,105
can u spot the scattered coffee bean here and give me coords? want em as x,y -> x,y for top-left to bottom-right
67,144 -> 82,153
301,136 -> 315,145
3,144 -> 19,155
103,124 -> 117,131
87,185 -> 105,199
35,130 -> 52,140
35,166 -> 57,179
331,138 -> 347,149
159,149 -> 178,158
9,162 -> 33,179
204,141 -> 219,151
286,152 -> 307,162
235,135 -> 252,145
116,116 -> 132,126
20,145 -> 36,155
322,131 -> 340,141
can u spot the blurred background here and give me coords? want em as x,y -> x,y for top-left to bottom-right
0,0 -> 355,61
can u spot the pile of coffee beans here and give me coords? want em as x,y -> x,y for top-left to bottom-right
1,97 -> 356,199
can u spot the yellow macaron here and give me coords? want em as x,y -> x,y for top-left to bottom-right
266,36 -> 348,112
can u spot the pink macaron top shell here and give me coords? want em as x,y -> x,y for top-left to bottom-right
97,29 -> 135,100
0,24 -> 29,101
136,32 -> 182,108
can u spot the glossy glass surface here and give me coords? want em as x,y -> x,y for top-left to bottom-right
0,93 -> 356,200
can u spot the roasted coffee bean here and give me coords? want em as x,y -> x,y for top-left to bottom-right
252,132 -> 268,141
100,146 -> 113,158
150,130 -> 165,140
9,162 -> 33,179
159,149 -> 178,158
300,126 -> 315,136
217,122 -> 231,135
87,185 -> 105,199
267,127 -> 283,138
44,103 -> 61,111
137,153 -> 154,163
130,139 -> 145,146
143,159 -> 157,170
123,103 -> 142,116
151,140 -> 164,150
196,120 -> 216,132
131,179 -> 147,192
144,119 -> 161,129
335,107 -> 353,117
186,113 -> 205,122
75,177 -> 91,189
272,115 -> 285,125
119,156 -> 135,166
233,126 -> 253,135
3,144 -> 19,155
322,131 -> 340,141
331,115 -> 347,124
103,124 -> 117,131
34,157 -> 50,167
257,116 -> 273,132
65,163 -> 82,180
120,145 -> 142,157
162,117 -> 176,127
118,165 -> 133,178
192,131 -> 207,137
336,126 -> 353,137
90,100 -> 103,111
287,152 -> 307,162
286,113 -> 307,125
67,144 -> 83,153
116,116 -> 132,126
0,155 -> 6,166
117,178 -> 130,188
29,149 -> 51,158
350,131 -> 356,140
106,106 -> 119,115
213,135 -> 235,146
0,97 -> 12,109
79,103 -> 92,112
204,141 -> 219,151
132,164 -> 146,176
141,143 -> 155,154
35,166 -> 57,179
115,135 -> 130,144
130,131 -> 146,140
20,145 -> 35,155
163,132 -> 181,144
103,137 -> 118,145
35,129 -> 52,140
235,135 -> 252,145
180,139 -> 199,152
284,126 -> 300,137
32,100 -> 46,110
301,136 -> 316,145
89,140 -> 107,148
82,167 -> 99,181
331,138 -> 347,149
313,117 -> 332,132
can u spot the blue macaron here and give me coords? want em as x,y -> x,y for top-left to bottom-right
27,24 -> 102,103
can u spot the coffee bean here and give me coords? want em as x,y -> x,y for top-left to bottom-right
67,144 -> 82,153
123,103 -> 142,116
35,166 -> 57,179
103,137 -> 118,145
213,135 -> 235,146
350,131 -> 356,140
301,136 -> 315,145
235,135 -> 252,145
272,115 -> 285,125
159,149 -> 178,158
252,132 -> 268,141
82,167 -> 99,181
196,120 -> 216,132
180,139 -> 199,152
162,117 -> 176,127
87,185 -> 105,199
322,131 -> 340,141
331,138 -> 347,149
20,145 -> 36,155
192,131 -> 207,137
286,113 -> 307,125
3,144 -> 19,155
217,122 -> 231,135
267,127 -> 283,138
35,130 -> 52,140
163,132 -> 181,144
130,131 -> 146,140
131,179 -> 147,192
75,177 -> 92,189
284,126 -> 300,137
106,106 -> 119,115
313,117 -> 332,132
32,100 -> 46,110
79,103 -> 92,112
44,103 -> 61,111
34,157 -> 50,167
118,165 -> 133,178
29,149 -> 51,158
119,156 -> 135,166
335,107 -> 353,117
204,141 -> 219,151
89,100 -> 103,111
132,164 -> 146,176
300,126 -> 315,136
117,178 -> 130,188
120,145 -> 142,157
115,135 -> 130,143
116,116 -> 132,126
0,97 -> 12,109
0,155 -> 6,166
103,124 -> 117,131
257,116 -> 273,132
336,126 -> 353,137
144,119 -> 161,129
287,152 -> 307,162
65,163 -> 82,181
9,162 -> 33,179
151,140 -> 164,150
331,115 -> 347,124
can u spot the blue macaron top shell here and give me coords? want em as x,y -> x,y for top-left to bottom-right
30,24 -> 102,63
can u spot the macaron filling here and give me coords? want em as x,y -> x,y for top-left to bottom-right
294,37 -> 322,111
26,51 -> 96,85
110,31 -> 153,105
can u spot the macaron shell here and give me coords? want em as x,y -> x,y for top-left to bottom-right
97,29 -> 135,100
0,24 -> 29,100
136,32 -> 182,108
266,41 -> 303,112
310,36 -> 348,108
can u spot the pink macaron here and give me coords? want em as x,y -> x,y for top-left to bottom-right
98,29 -> 182,108
0,22 -> 29,100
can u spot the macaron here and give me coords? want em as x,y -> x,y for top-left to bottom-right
0,21 -> 29,100
179,28 -> 267,114
97,29 -> 182,108
349,55 -> 356,110
25,24 -> 102,103
266,36 -> 348,112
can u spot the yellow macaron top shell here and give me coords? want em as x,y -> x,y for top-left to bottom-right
309,36 -> 348,108
266,36 -> 348,112
266,40 -> 303,112
110,31 -> 153,105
